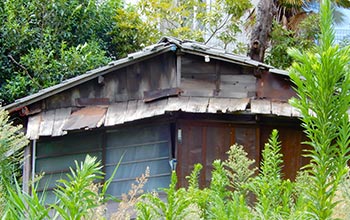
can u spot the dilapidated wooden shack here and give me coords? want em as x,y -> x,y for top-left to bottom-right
4,37 -> 307,201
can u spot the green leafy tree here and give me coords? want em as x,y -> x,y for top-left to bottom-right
288,0 -> 350,218
0,0 -> 149,105
138,0 -> 251,50
249,0 -> 350,64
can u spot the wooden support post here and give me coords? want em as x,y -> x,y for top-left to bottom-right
22,145 -> 31,194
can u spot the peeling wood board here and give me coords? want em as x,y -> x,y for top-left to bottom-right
165,96 -> 190,112
143,88 -> 182,102
52,108 -> 71,136
147,99 -> 168,117
208,98 -> 232,113
123,100 -> 139,123
250,99 -> 271,114
26,113 -> 42,140
185,97 -> 209,113
228,98 -> 250,112
271,102 -> 292,117
105,102 -> 127,126
39,110 -> 55,136
130,100 -> 151,122
208,97 -> 250,113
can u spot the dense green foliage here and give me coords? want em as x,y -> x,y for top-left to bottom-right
265,14 -> 320,69
0,110 -> 28,216
2,155 -> 118,219
0,0 -> 150,105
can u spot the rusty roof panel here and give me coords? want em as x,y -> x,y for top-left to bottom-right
63,106 -> 106,131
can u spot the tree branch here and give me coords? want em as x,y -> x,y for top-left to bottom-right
8,55 -> 42,88
205,14 -> 231,45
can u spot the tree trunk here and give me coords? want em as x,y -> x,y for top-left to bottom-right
248,0 -> 276,62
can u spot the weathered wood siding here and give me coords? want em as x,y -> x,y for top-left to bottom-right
175,116 -> 308,187
40,52 -> 177,110
176,120 -> 259,187
180,54 -> 257,98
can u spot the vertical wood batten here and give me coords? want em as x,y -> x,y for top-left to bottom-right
22,145 -> 31,194
176,54 -> 182,87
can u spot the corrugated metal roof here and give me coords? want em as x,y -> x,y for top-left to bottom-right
3,36 -> 286,112
26,97 -> 301,140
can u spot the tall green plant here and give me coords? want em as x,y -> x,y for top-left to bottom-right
288,0 -> 350,218
136,171 -> 201,220
2,154 -> 122,219
0,109 -> 28,214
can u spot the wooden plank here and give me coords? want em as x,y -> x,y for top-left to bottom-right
185,97 -> 209,113
26,113 -> 42,140
123,100 -> 140,123
220,82 -> 256,91
52,108 -> 71,136
218,87 -> 249,98
147,99 -> 168,117
176,55 -> 182,87
39,110 -> 55,136
75,98 -> 110,107
144,88 -> 182,103
105,102 -> 128,126
228,98 -> 250,112
271,102 -> 292,117
250,99 -> 271,114
181,78 -> 215,97
22,145 -> 31,194
131,100 -> 151,122
221,74 -> 256,83
165,97 -> 189,112
208,98 -> 232,113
